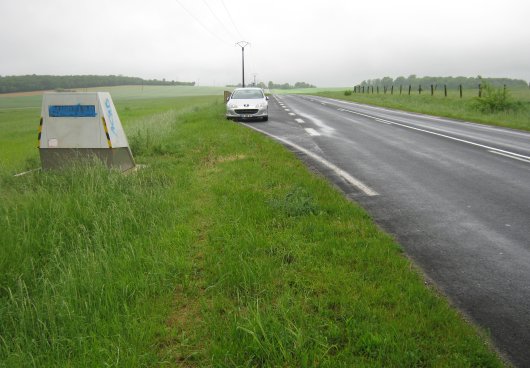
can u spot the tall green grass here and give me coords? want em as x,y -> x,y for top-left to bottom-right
0,97 -> 504,366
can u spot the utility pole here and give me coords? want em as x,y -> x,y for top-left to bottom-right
236,41 -> 250,87
253,74 -> 257,86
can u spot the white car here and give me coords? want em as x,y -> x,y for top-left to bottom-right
226,87 -> 268,121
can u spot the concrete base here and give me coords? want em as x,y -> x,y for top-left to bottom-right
40,148 -> 135,172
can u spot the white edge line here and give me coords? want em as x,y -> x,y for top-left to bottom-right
312,95 -> 530,138
242,124 -> 379,196
488,150 -> 530,164
340,108 -> 530,161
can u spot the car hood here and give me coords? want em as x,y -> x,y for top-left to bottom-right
227,99 -> 266,108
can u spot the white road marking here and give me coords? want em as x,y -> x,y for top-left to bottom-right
298,112 -> 336,136
316,96 -> 530,137
305,128 -> 320,136
489,150 -> 530,164
374,118 -> 393,125
242,124 -> 378,196
284,109 -> 291,112
339,108 -> 530,161
295,118 -> 305,124
288,112 -> 295,116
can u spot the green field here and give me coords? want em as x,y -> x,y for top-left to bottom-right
310,87 -> 530,131
0,87 -> 504,366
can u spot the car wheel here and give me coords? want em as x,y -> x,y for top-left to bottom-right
262,116 -> 268,121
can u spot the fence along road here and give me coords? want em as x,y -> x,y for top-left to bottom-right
244,94 -> 530,367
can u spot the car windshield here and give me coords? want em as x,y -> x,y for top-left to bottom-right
231,89 -> 264,99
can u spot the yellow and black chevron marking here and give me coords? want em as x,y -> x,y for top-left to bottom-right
37,117 -> 43,148
101,117 -> 113,148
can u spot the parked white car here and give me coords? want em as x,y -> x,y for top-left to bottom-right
226,87 -> 268,121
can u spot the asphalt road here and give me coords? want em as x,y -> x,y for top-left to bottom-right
243,94 -> 530,367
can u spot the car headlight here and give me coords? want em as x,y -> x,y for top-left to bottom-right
227,103 -> 238,108
256,102 -> 267,108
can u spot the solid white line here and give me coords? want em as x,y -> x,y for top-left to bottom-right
295,118 -> 305,124
316,96 -> 530,137
340,108 -> 530,161
242,124 -> 378,196
489,150 -> 530,164
305,128 -> 321,136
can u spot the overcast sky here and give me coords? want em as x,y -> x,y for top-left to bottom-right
1,0 -> 529,87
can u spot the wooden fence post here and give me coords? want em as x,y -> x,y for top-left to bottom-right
431,84 -> 434,96
478,84 -> 482,98
419,85 -> 422,94
444,84 -> 447,97
459,84 -> 462,98
408,85 -> 411,95
391,85 -> 394,94
400,85 -> 402,95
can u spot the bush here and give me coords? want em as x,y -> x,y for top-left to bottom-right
474,81 -> 522,113
344,90 -> 352,96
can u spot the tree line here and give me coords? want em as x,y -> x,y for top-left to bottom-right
0,75 -> 195,94
359,75 -> 528,89
267,81 -> 316,89
226,81 -> 316,89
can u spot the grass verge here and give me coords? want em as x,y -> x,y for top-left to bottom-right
0,98 -> 503,366
312,89 -> 530,132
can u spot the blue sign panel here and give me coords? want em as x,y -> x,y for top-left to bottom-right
49,104 -> 97,117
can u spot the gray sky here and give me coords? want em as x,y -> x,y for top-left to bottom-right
1,0 -> 529,87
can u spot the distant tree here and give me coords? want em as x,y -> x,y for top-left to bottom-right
395,76 -> 406,85
381,76 -> 393,86
265,81 -> 316,90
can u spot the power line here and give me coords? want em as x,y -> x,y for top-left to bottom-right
220,0 -> 244,39
174,0 -> 230,45
201,0 -> 238,41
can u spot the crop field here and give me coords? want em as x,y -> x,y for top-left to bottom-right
311,87 -> 530,131
0,86 -> 504,366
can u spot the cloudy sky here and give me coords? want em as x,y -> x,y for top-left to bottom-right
1,0 -> 529,87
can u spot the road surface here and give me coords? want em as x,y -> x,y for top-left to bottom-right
243,94 -> 530,367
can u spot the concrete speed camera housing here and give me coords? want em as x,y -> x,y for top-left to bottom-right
38,92 -> 135,171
